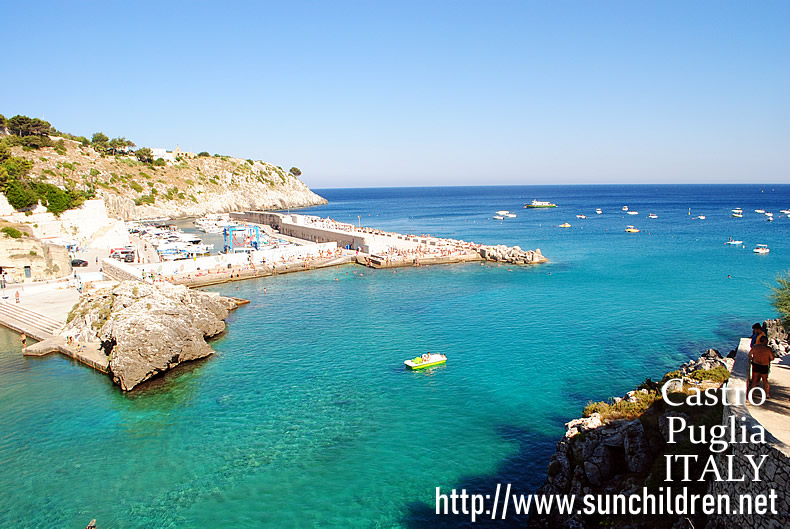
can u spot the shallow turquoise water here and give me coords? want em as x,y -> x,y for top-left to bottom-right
0,185 -> 788,528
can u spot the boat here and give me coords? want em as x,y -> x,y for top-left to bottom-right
755,209 -> 765,214
505,213 -> 517,218
525,199 -> 557,208
767,216 -> 774,222
622,206 -> 629,211
627,211 -> 639,215
495,210 -> 510,216
732,212 -> 743,218
558,222 -> 571,228
625,225 -> 640,233
781,209 -> 790,215
695,215 -> 706,220
765,212 -> 773,217
724,239 -> 743,245
576,214 -> 587,219
753,244 -> 770,254
493,215 -> 505,220
405,353 -> 447,370
596,208 -> 602,214
648,213 -> 658,219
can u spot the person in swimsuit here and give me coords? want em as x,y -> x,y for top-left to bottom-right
749,335 -> 775,398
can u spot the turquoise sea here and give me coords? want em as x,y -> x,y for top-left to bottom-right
1,185 -> 788,528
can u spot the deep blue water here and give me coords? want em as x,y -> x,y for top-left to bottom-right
0,185 -> 788,528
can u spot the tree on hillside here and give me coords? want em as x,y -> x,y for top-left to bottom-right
108,136 -> 136,155
91,132 -> 109,152
135,147 -> 153,163
7,115 -> 51,136
0,114 -> 6,128
289,167 -> 302,177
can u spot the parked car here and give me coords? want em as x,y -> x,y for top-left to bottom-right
71,259 -> 89,267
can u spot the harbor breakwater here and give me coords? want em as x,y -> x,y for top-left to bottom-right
231,211 -> 547,267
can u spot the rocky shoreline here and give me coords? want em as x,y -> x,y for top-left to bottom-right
528,319 -> 789,529
61,281 -> 239,391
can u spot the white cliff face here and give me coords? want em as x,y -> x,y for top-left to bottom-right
62,281 -> 235,391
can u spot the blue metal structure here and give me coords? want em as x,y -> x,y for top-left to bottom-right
223,225 -> 260,253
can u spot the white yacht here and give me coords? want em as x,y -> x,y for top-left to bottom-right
576,214 -> 587,219
627,211 -> 639,215
648,213 -> 658,219
596,208 -> 602,215
753,244 -> 770,254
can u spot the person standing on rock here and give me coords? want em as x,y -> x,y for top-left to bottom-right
749,335 -> 775,398
751,322 -> 766,347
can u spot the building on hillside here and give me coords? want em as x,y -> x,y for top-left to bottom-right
150,145 -> 196,164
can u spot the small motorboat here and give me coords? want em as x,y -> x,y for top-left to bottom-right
496,210 -> 510,216
524,199 -> 557,208
493,215 -> 505,220
625,225 -> 640,233
648,213 -> 658,219
627,211 -> 639,216
695,215 -> 706,220
724,239 -> 743,245
405,353 -> 447,370
596,208 -> 602,214
505,213 -> 517,218
755,209 -> 765,214
753,244 -> 770,254
558,222 -> 571,228
781,209 -> 790,215
622,206 -> 629,211
767,216 -> 774,222
765,212 -> 774,217
576,214 -> 587,219
732,212 -> 743,218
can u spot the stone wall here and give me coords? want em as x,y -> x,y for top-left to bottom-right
706,338 -> 790,529
100,258 -> 143,282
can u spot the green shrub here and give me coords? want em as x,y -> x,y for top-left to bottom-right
688,366 -> 730,383
1,226 -> 23,238
582,391 -> 660,422
129,181 -> 143,193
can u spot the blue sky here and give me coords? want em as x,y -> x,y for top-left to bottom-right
3,1 -> 788,188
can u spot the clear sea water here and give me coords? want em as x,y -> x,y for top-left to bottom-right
1,184 -> 788,528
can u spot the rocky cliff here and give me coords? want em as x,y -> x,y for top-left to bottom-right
9,137 -> 327,220
61,281 -> 236,391
0,223 -> 71,282
529,350 -> 736,529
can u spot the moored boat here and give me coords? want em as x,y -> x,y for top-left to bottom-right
753,244 -> 770,254
558,222 -> 571,228
576,214 -> 586,219
596,208 -> 602,214
627,211 -> 639,215
493,215 -> 505,220
724,238 -> 743,245
525,199 -> 557,208
648,213 -> 658,219
405,353 -> 447,369
625,225 -> 640,233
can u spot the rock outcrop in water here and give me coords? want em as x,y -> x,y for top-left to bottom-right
478,245 -> 547,264
62,281 -> 236,391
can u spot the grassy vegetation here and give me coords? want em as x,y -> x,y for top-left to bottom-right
1,226 -> 23,238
